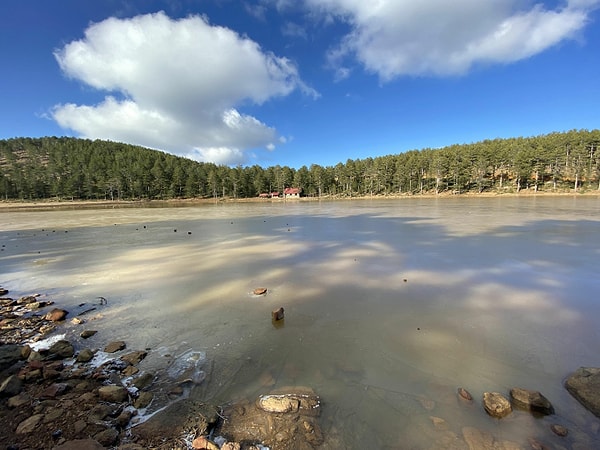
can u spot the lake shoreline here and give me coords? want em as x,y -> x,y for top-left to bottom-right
1,189 -> 599,210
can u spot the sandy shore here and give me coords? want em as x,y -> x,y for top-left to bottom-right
1,190 -> 598,210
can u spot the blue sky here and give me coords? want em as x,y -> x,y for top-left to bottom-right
1,0 -> 599,168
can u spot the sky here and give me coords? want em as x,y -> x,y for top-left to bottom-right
1,1 -> 599,168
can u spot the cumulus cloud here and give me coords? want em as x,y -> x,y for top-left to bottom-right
52,11 -> 316,165
306,0 -> 600,79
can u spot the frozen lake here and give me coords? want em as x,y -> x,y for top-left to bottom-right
1,196 -> 600,448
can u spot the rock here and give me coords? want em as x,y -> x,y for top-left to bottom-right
88,403 -> 114,422
550,424 -> 568,437
121,350 -> 147,365
8,392 -> 31,408
271,306 -> 284,321
458,387 -> 473,402
565,367 -> 600,418
116,409 -> 134,428
80,330 -> 98,339
39,382 -> 69,399
253,287 -> 267,295
482,392 -> 512,418
133,372 -> 155,390
258,395 -> 300,413
122,365 -> 139,376
53,439 -> 105,450
16,413 -> 44,434
192,436 -> 220,450
98,385 -> 129,403
134,391 -> 154,409
0,374 -> 23,397
45,307 -> 68,321
221,443 -> 241,450
48,339 -> 75,358
94,427 -> 119,446
104,340 -> 126,353
0,344 -> 23,371
509,387 -> 554,415
77,348 -> 95,363
221,388 -> 323,449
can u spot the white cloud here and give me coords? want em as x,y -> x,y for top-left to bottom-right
52,11 -> 315,165
281,21 -> 308,39
306,0 -> 600,79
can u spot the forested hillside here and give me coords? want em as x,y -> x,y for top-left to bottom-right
1,130 -> 599,201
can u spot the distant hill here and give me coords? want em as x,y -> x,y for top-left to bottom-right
1,130 -> 599,201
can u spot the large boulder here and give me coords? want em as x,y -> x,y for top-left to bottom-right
565,367 -> 600,418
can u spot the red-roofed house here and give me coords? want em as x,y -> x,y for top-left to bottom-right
283,187 -> 301,198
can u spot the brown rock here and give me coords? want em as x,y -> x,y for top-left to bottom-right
77,348 -> 95,363
104,340 -> 126,353
192,436 -> 220,450
80,330 -> 98,339
271,306 -> 284,321
482,392 -> 512,418
122,365 -> 139,376
16,413 -> 44,434
550,424 -> 568,437
458,387 -> 473,402
257,395 -> 300,413
121,350 -> 148,365
98,385 -> 129,403
221,443 -> 241,450
94,427 -> 119,446
53,439 -> 105,450
253,287 -> 268,295
133,372 -> 154,390
134,391 -> 153,409
116,409 -> 133,428
509,387 -> 554,415
8,392 -> 31,408
39,382 -> 69,399
45,307 -> 68,321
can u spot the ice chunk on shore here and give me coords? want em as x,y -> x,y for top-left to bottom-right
166,349 -> 206,384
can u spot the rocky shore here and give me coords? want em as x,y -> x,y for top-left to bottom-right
0,287 -> 325,449
3,285 -> 600,449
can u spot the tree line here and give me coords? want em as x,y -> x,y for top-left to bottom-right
1,129 -> 599,201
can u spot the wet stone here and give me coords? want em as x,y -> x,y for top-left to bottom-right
98,385 -> 128,403
45,308 -> 68,322
80,330 -> 97,339
551,424 -> 569,437
104,340 -> 126,353
483,392 -> 512,418
510,387 -> 554,415
120,350 -> 147,365
76,348 -> 94,363
48,340 -> 74,358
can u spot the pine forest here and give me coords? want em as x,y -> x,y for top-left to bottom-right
1,129 -> 599,201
